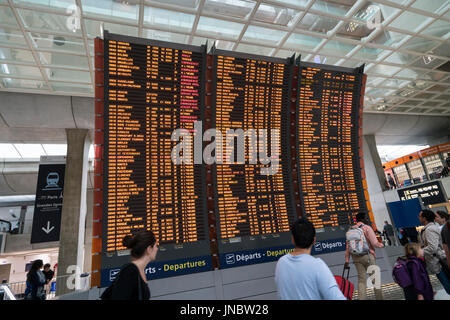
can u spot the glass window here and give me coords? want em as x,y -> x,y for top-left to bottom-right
382,52 -> 419,65
273,49 -> 295,58
84,19 -> 138,38
196,17 -> 244,40
143,7 -> 195,32
143,29 -> 189,44
0,6 -> 19,29
400,37 -> 441,54
310,0 -> 351,17
254,3 -> 300,26
410,56 -> 446,69
12,0 -> 76,12
431,42 -> 450,58
0,77 -> 47,89
0,63 -> 42,79
340,59 -> 363,68
369,30 -> 408,48
420,20 -> 450,39
29,32 -> 86,54
308,54 -> 341,65
236,43 -> 273,56
352,46 -> 390,62
389,10 -> 432,33
0,29 -> 28,48
38,51 -> 89,70
284,32 -> 322,51
145,0 -> 200,9
203,0 -> 255,20
18,9 -> 82,35
411,0 -> 448,14
50,81 -> 93,93
320,40 -> 356,57
81,0 -> 140,22
366,64 -> 402,77
44,67 -> 91,83
242,25 -> 287,45
297,12 -> 339,34
0,47 -> 35,64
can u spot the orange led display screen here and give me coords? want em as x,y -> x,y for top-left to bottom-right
212,50 -> 297,244
296,62 -> 367,228
102,32 -> 209,258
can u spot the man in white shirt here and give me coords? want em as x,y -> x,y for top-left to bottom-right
275,218 -> 346,300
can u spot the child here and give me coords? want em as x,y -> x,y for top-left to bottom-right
403,242 -> 434,300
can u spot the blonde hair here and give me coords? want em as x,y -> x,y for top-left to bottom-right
404,242 -> 421,257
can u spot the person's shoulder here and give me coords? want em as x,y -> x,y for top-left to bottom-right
118,263 -> 138,277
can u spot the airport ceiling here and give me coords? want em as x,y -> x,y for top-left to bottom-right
0,0 -> 449,117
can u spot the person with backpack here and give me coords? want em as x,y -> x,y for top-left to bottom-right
418,209 -> 450,295
101,230 -> 158,300
344,212 -> 384,300
392,242 -> 434,300
24,259 -> 47,300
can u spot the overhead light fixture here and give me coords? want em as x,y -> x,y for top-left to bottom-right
376,104 -> 386,111
423,51 -> 435,65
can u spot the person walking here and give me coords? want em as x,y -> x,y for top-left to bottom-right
42,263 -> 54,284
435,211 -> 449,231
101,230 -> 158,300
24,259 -> 47,300
344,212 -> 384,300
418,209 -> 450,295
383,221 -> 398,246
441,220 -> 450,271
275,218 -> 346,300
396,243 -> 434,300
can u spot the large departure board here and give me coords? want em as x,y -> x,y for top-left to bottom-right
100,32 -> 212,284
212,49 -> 297,258
93,32 -> 372,285
296,62 -> 367,229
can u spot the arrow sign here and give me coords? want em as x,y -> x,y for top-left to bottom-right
42,221 -> 55,234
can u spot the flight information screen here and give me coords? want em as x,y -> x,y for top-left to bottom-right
101,32 -> 211,283
296,63 -> 367,229
212,50 -> 296,254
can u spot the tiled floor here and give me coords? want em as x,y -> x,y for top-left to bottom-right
353,275 -> 450,300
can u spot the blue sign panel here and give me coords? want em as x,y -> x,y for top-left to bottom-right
219,238 -> 347,269
101,255 -> 213,287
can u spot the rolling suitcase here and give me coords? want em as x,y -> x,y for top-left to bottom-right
334,266 -> 354,300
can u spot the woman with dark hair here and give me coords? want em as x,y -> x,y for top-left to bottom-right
25,259 -> 46,300
101,230 -> 158,300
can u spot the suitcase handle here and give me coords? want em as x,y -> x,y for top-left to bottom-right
342,265 -> 350,280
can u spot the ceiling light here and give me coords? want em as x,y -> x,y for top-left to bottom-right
423,51 -> 435,65
376,104 -> 386,111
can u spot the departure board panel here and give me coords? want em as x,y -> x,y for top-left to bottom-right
100,33 -> 212,283
212,50 -> 296,244
296,63 -> 367,228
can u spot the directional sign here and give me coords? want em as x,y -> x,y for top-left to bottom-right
31,156 -> 66,244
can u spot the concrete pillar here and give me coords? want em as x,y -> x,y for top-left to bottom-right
363,135 -> 391,231
83,188 -> 93,274
365,135 -> 388,191
56,129 -> 90,296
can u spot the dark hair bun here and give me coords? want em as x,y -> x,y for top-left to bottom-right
122,235 -> 136,249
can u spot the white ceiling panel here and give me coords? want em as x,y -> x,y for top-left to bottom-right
0,0 -> 447,117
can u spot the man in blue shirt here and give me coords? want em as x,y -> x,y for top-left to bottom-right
275,218 -> 346,300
